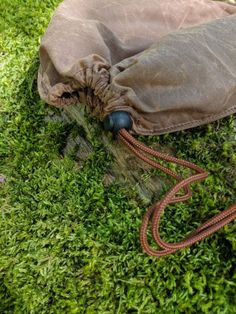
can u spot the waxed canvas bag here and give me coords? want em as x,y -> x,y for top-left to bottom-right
38,0 -> 236,257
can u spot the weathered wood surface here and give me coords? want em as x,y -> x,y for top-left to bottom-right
58,104 -> 164,203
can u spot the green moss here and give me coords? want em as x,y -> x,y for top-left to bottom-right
0,0 -> 236,313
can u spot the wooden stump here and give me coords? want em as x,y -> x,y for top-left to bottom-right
49,103 -> 164,204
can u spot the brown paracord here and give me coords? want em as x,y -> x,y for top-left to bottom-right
118,128 -> 236,257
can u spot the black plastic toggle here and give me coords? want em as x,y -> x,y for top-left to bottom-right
104,111 -> 133,134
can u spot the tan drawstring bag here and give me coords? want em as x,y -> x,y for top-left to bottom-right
38,0 -> 236,257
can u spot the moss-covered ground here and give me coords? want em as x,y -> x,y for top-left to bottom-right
0,0 -> 236,313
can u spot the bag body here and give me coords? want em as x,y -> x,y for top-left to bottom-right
38,0 -> 236,135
